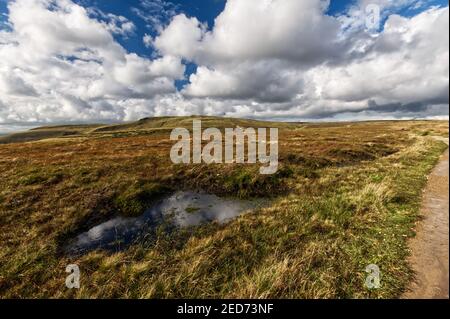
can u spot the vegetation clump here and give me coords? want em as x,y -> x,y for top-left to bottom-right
114,182 -> 169,217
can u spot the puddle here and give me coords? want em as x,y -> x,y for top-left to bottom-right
64,191 -> 263,255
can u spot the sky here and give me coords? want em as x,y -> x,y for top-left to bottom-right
0,0 -> 448,132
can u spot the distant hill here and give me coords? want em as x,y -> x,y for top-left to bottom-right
0,116 -> 297,144
92,116 -> 296,133
0,124 -> 102,144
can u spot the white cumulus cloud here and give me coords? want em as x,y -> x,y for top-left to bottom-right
0,0 -> 184,124
0,0 -> 448,129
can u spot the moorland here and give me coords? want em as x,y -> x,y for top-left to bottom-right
0,116 -> 448,298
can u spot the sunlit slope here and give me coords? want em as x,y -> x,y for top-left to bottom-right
0,116 -> 298,144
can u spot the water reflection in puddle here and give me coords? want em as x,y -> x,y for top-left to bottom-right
64,191 -> 262,255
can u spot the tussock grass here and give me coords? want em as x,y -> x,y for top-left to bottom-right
0,118 -> 447,298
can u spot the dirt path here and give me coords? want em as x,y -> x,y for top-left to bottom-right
402,136 -> 449,299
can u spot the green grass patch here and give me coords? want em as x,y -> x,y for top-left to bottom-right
114,182 -> 170,217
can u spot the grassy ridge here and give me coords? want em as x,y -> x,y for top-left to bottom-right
0,116 -> 297,144
0,118 -> 448,298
